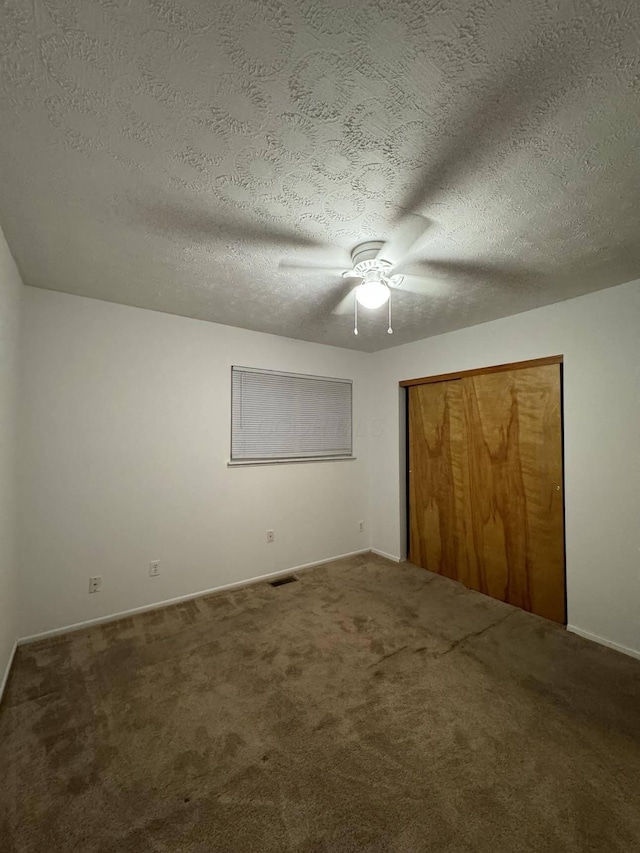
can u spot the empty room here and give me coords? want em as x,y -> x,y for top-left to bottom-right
1,0 -> 639,850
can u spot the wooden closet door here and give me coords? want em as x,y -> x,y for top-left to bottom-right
461,364 -> 565,623
408,381 -> 468,581
408,361 -> 565,624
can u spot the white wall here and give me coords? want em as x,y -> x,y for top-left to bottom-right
368,279 -> 640,657
16,279 -> 640,660
19,288 -> 371,638
0,229 -> 22,691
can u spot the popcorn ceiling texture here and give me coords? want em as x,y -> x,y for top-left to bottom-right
0,0 -> 639,351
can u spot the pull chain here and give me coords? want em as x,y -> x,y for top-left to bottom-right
354,295 -> 358,336
387,291 -> 393,334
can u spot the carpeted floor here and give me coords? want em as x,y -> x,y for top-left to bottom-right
2,553 -> 640,852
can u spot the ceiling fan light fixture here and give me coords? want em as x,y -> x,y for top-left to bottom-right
355,280 -> 390,309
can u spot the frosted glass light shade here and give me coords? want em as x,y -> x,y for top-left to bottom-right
355,281 -> 390,309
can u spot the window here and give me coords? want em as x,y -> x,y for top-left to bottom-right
231,366 -> 353,463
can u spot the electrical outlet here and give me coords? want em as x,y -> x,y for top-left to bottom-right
266,530 -> 275,544
88,576 -> 101,594
149,560 -> 160,577
358,520 -> 365,532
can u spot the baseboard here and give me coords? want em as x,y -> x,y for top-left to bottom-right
567,625 -> 640,661
371,548 -> 402,563
18,548 -> 372,645
0,639 -> 18,706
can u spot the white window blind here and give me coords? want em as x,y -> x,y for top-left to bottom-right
231,366 -> 353,461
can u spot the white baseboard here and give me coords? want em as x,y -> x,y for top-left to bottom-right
18,548 -> 372,646
371,548 -> 402,563
0,640 -> 18,706
567,625 -> 640,661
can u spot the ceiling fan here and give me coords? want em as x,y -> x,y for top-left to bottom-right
280,214 -> 441,335
136,200 -> 525,338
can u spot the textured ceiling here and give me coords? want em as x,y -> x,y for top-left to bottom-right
1,0 -> 639,351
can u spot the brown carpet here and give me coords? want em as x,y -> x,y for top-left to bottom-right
2,553 -> 640,852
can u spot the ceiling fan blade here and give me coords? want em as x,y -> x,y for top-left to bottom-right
405,259 -> 532,288
130,200 -> 321,249
279,259 -> 347,276
395,274 -> 449,296
395,259 -> 535,296
331,287 -> 357,315
376,215 -> 431,268
401,39 -> 581,214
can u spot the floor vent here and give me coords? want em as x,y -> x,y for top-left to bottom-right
269,575 -> 298,588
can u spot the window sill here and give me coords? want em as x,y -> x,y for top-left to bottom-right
227,456 -> 356,468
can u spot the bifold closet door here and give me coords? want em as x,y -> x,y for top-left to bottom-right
408,362 -> 565,623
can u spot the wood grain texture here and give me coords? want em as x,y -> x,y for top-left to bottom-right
408,363 -> 566,623
461,365 -> 565,622
408,381 -> 468,581
399,355 -> 563,387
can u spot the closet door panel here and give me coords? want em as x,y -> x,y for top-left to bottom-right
461,364 -> 565,622
408,381 -> 469,582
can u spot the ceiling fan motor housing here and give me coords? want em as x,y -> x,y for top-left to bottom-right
350,241 -> 392,270
345,242 -> 404,290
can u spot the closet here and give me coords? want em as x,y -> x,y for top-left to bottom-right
405,357 -> 565,623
